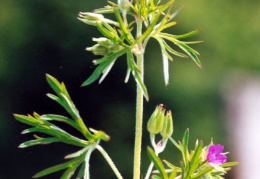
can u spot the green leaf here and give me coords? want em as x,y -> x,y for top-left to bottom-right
169,170 -> 177,179
157,21 -> 177,33
46,74 -> 64,97
152,175 -> 162,179
93,48 -> 128,65
61,160 -> 83,179
163,160 -> 181,172
162,53 -> 169,86
174,28 -> 201,39
169,5 -> 184,21
162,39 -> 188,58
65,146 -> 91,159
147,146 -> 168,179
220,162 -> 239,167
99,58 -> 116,84
182,129 -> 189,167
18,114 -> 88,147
124,68 -> 131,83
59,93 -> 80,120
19,137 -> 60,148
169,137 -> 181,150
33,151 -> 86,178
176,43 -> 201,68
14,114 -> 42,126
154,0 -> 161,6
76,162 -> 85,179
46,93 -> 64,106
190,167 -> 214,179
93,6 -> 114,14
21,127 -> 47,134
180,161 -> 185,179
107,1 -> 118,7
153,13 -> 172,35
114,8 -> 134,45
82,48 -> 128,86
82,58 -> 114,86
33,162 -> 69,178
154,37 -> 172,86
96,22 -> 126,47
41,114 -> 80,131
187,140 -> 203,177
75,117 -> 94,141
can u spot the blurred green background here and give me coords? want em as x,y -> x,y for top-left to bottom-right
1,0 -> 259,178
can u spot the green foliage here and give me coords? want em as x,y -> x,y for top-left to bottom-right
79,0 -> 202,99
12,0 -> 240,179
14,74 -> 110,178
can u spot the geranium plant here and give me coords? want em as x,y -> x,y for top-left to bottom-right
14,0 -> 238,178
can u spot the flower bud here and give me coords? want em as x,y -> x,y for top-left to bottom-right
147,104 -> 165,134
78,12 -> 104,26
118,0 -> 131,16
160,110 -> 173,139
78,12 -> 118,26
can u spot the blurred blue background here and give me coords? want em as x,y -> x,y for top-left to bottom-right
1,0 -> 259,178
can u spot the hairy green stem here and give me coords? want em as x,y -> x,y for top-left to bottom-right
96,145 -> 123,179
133,17 -> 144,179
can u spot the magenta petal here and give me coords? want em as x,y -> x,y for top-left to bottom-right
206,144 -> 227,165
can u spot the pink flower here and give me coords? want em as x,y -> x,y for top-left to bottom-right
206,144 -> 227,165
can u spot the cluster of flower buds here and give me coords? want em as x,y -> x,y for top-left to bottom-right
86,37 -> 123,56
147,104 -> 173,139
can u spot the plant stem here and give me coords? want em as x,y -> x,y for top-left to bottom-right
84,146 -> 95,179
144,162 -> 154,179
96,145 -> 123,179
133,17 -> 144,179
